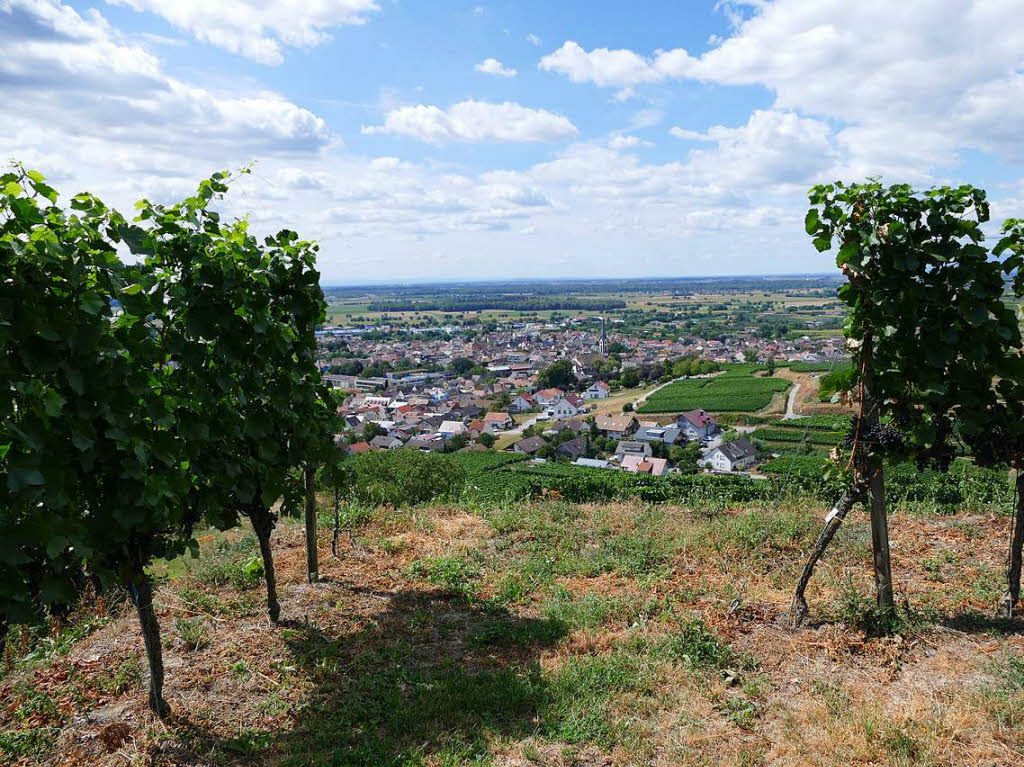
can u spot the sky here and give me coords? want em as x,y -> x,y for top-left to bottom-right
2,1 -> 1024,283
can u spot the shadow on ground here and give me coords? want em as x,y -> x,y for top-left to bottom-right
189,589 -> 566,766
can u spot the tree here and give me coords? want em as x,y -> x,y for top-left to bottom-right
478,432 -> 496,449
363,421 -> 385,442
537,360 -> 577,390
793,181 -> 1023,629
448,357 -> 475,375
620,368 -> 640,388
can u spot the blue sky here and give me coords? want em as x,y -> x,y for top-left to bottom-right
3,1 -> 1024,282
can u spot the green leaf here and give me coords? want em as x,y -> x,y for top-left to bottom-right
7,467 -> 45,491
804,208 -> 820,235
80,292 -> 107,315
4,181 -> 23,196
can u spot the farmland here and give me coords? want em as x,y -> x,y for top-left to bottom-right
637,365 -> 791,414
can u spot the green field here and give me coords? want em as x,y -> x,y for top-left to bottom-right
637,365 -> 791,414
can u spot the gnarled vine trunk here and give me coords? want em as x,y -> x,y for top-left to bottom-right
1000,472 -> 1024,618
245,502 -> 281,623
129,569 -> 170,718
304,465 -> 319,583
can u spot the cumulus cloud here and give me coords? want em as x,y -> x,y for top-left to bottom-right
542,1 -> 1024,169
106,0 -> 379,65
362,100 -> 577,143
475,58 -> 517,77
0,0 -> 331,152
539,40 -> 696,87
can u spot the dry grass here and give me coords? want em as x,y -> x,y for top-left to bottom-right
2,501 -> 1023,766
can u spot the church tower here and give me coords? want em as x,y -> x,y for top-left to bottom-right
599,316 -> 608,357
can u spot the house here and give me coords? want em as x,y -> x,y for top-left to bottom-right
595,414 -> 638,440
615,440 -> 652,461
634,422 -> 682,445
558,419 -> 590,436
345,441 -> 371,456
555,436 -> 588,460
483,412 -> 514,430
584,381 -> 611,400
534,388 -> 565,406
546,396 -> 581,419
676,409 -> 718,442
509,393 -> 536,413
438,420 -> 467,437
369,435 -> 404,450
622,455 -> 669,476
705,438 -> 757,472
407,436 -> 446,452
513,436 -> 547,455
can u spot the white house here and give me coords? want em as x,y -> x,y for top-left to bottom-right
676,409 -> 718,442
438,420 -> 467,437
483,412 -> 514,430
546,396 -> 581,419
584,381 -> 611,400
705,438 -> 756,472
533,388 -> 565,406
509,393 -> 535,413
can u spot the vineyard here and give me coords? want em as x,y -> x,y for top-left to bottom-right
637,365 -> 791,414
784,360 -> 852,373
445,450 -> 1013,513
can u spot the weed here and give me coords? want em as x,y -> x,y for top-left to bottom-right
408,555 -> 478,592
540,588 -> 633,631
175,616 -> 210,651
0,727 -> 58,760
660,619 -> 755,672
96,657 -> 143,695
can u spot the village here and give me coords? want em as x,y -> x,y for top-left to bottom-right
320,315 -> 846,475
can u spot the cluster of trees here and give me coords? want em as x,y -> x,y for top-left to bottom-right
1,168 -> 341,717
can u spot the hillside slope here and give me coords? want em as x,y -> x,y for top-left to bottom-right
2,501 -> 1023,766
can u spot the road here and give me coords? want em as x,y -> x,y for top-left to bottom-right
782,381 -> 801,420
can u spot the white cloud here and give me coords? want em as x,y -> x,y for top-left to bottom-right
362,100 -> 577,143
608,135 -> 652,150
0,0 -> 330,152
526,33 -> 541,46
543,1 -> 1024,170
539,40 -> 696,87
106,0 -> 379,65
475,58 -> 517,78
669,127 -> 714,142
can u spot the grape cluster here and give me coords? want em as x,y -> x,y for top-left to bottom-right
843,415 -> 905,451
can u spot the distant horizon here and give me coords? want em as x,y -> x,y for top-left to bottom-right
320,272 -> 843,290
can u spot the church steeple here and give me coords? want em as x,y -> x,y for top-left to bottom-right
600,315 -> 608,356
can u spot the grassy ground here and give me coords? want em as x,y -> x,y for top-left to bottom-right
2,500 -> 1023,766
